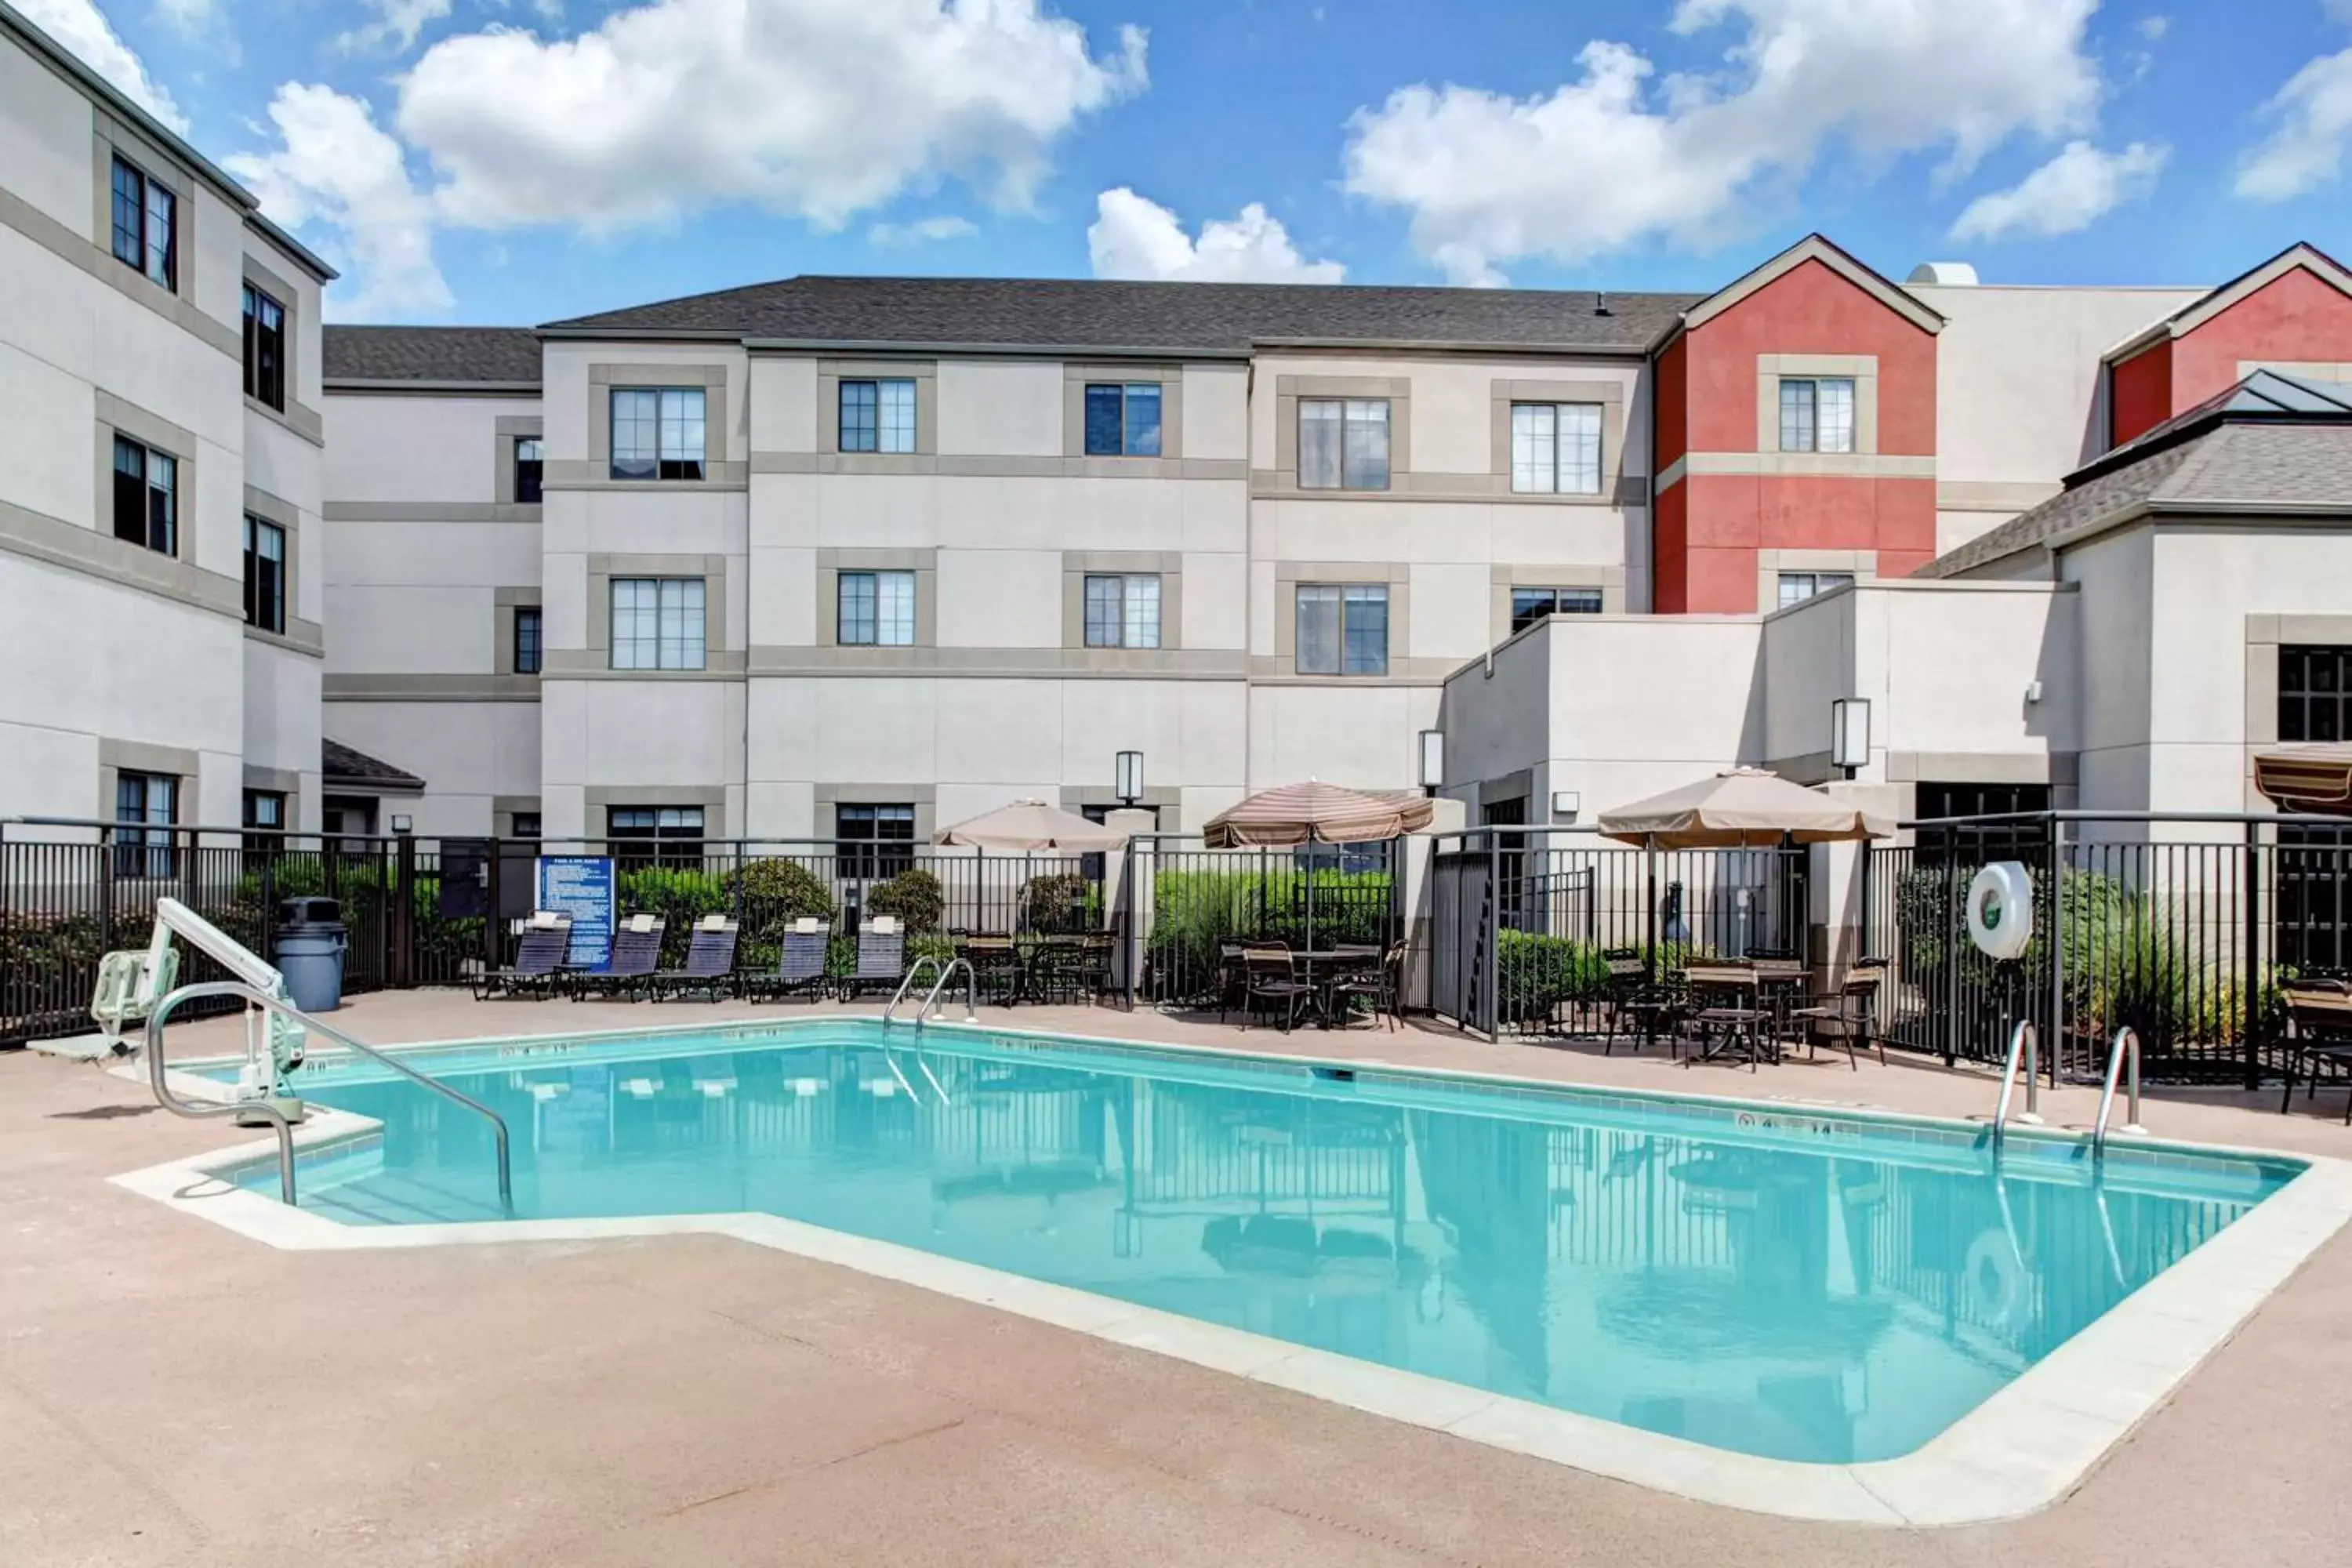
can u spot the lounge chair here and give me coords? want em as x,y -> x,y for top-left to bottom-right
840,916 -> 906,999
655,914 -> 739,1001
473,911 -> 573,1000
745,918 -> 831,1001
571,913 -> 665,1000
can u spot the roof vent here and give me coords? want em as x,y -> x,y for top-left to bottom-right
1595,290 -> 1613,316
1906,262 -> 1979,286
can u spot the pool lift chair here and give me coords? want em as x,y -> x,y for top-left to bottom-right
55,896 -> 310,1127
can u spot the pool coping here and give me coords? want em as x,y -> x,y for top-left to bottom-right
111,1016 -> 2352,1528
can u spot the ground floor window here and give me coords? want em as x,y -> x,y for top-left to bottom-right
1508,587 -> 1603,634
1777,571 -> 1853,609
511,812 -> 542,840
2278,823 -> 2352,975
1911,782 -> 2051,864
242,789 -> 285,860
836,803 -> 914,880
113,770 -> 176,878
323,795 -> 379,853
608,806 -> 704,868
2280,645 -> 2352,743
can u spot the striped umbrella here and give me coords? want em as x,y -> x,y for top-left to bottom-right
1201,781 -> 1435,848
2255,745 -> 2352,816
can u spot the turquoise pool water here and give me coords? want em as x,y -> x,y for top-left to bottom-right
234,1020 -> 2298,1464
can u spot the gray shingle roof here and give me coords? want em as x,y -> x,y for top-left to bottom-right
539,274 -> 1704,354
322,739 -> 426,790
1922,417 -> 2352,579
324,326 -> 543,386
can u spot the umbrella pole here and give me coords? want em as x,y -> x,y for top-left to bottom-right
1646,845 -> 1658,985
1307,840 -> 1316,957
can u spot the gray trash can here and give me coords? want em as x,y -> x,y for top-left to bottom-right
274,896 -> 348,1012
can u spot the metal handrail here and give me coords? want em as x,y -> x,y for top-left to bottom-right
916,958 -> 978,1027
884,956 -> 946,1025
144,980 -> 514,1215
1991,1020 -> 2042,1144
2093,1026 -> 2145,1153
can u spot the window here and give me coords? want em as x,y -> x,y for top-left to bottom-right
109,156 -> 175,290
1509,586 -> 1604,633
1778,377 -> 1856,454
1299,398 -> 1390,491
608,806 -> 704,869
242,284 -> 285,410
608,388 -> 706,481
1911,782 -> 2052,866
111,437 -> 176,556
2278,823 -> 2352,973
1510,403 -> 1602,495
837,803 -> 915,880
840,378 -> 916,454
113,770 -> 176,879
609,578 -> 706,670
243,514 -> 285,633
2281,646 -> 2352,743
511,812 -> 543,840
514,437 -> 543,505
837,570 -> 916,647
514,605 -> 543,674
1295,584 -> 1389,676
323,797 -> 377,851
1777,571 -> 1854,610
1083,383 -> 1163,456
241,789 -> 285,859
1083,574 -> 1161,648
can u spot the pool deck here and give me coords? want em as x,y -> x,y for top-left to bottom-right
11,993 -> 2352,1566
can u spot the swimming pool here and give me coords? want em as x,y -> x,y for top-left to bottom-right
209,1018 -> 2299,1468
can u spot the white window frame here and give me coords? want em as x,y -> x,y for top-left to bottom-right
1777,571 -> 1855,609
1777,377 -> 1856,455
1299,398 -> 1391,491
1510,402 -> 1603,495
610,577 -> 707,670
837,569 -> 916,647
1294,583 -> 1389,676
1083,573 -> 1161,649
609,387 -> 706,481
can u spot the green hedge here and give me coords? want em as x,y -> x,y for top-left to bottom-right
1147,867 -> 1394,995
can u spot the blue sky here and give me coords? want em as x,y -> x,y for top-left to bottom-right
30,0 -> 2352,323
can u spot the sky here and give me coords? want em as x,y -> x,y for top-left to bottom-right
24,0 -> 2352,325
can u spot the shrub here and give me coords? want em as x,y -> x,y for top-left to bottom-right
616,866 -> 728,962
1021,872 -> 1094,933
869,869 -> 946,934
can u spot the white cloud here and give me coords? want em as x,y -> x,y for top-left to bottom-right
1343,0 -> 2100,282
397,0 -> 1146,234
1949,140 -> 2167,241
2137,15 -> 2169,41
1087,188 -> 1345,285
154,0 -> 216,30
17,0 -> 190,132
2237,45 -> 2352,201
335,0 -> 454,56
225,85 -> 452,320
867,215 -> 979,246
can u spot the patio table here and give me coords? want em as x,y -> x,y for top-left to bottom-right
1292,948 -> 1381,1028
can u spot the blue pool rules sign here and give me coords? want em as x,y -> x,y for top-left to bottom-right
538,855 -> 615,967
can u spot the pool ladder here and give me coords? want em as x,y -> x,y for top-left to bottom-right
884,956 -> 978,1029
2092,1026 -> 2146,1155
1989,1021 -> 2147,1156
144,978 -> 514,1216
1989,1020 -> 2043,1146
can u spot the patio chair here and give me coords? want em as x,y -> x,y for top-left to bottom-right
1601,949 -> 1680,1058
1747,949 -> 1809,1060
744,919 -> 830,1002
1329,942 -> 1405,1030
473,910 -> 573,1000
956,931 -> 1022,1005
1682,960 -> 1768,1069
1073,933 -> 1116,1004
654,914 -> 739,1001
1215,939 -> 1250,1022
572,914 -> 665,1001
2278,972 -> 2352,1122
1240,942 -> 1312,1033
840,916 -> 906,1000
1787,957 -> 1887,1069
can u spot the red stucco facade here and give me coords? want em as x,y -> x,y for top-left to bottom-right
2108,267 -> 2352,446
1650,256 -> 1939,614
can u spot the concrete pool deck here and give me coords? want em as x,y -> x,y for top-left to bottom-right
11,992 -> 2352,1565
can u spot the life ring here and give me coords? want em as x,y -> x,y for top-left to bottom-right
1963,1228 -> 2027,1329
1967,861 -> 2034,960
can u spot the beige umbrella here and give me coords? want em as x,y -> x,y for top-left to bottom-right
2255,744 -> 2352,816
1599,768 -> 1894,850
931,799 -> 1131,851
1201,781 -> 1435,848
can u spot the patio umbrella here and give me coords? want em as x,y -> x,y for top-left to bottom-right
930,799 -> 1130,851
1597,768 -> 1894,850
2254,744 -> 2352,816
1200,781 -> 1434,848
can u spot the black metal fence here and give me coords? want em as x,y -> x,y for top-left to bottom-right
2,819 -> 1099,1047
1131,837 -> 1402,1008
1425,829 -> 1810,1036
1860,813 -> 2352,1085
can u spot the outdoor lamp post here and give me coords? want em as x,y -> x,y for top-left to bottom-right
1115,750 -> 1145,805
1418,729 -> 1445,797
1831,697 -> 1871,781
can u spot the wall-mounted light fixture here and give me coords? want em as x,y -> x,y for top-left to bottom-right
390,815 -> 414,835
1115,750 -> 1145,805
1417,730 -> 1445,796
1551,789 -> 1581,823
1831,697 -> 1871,781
